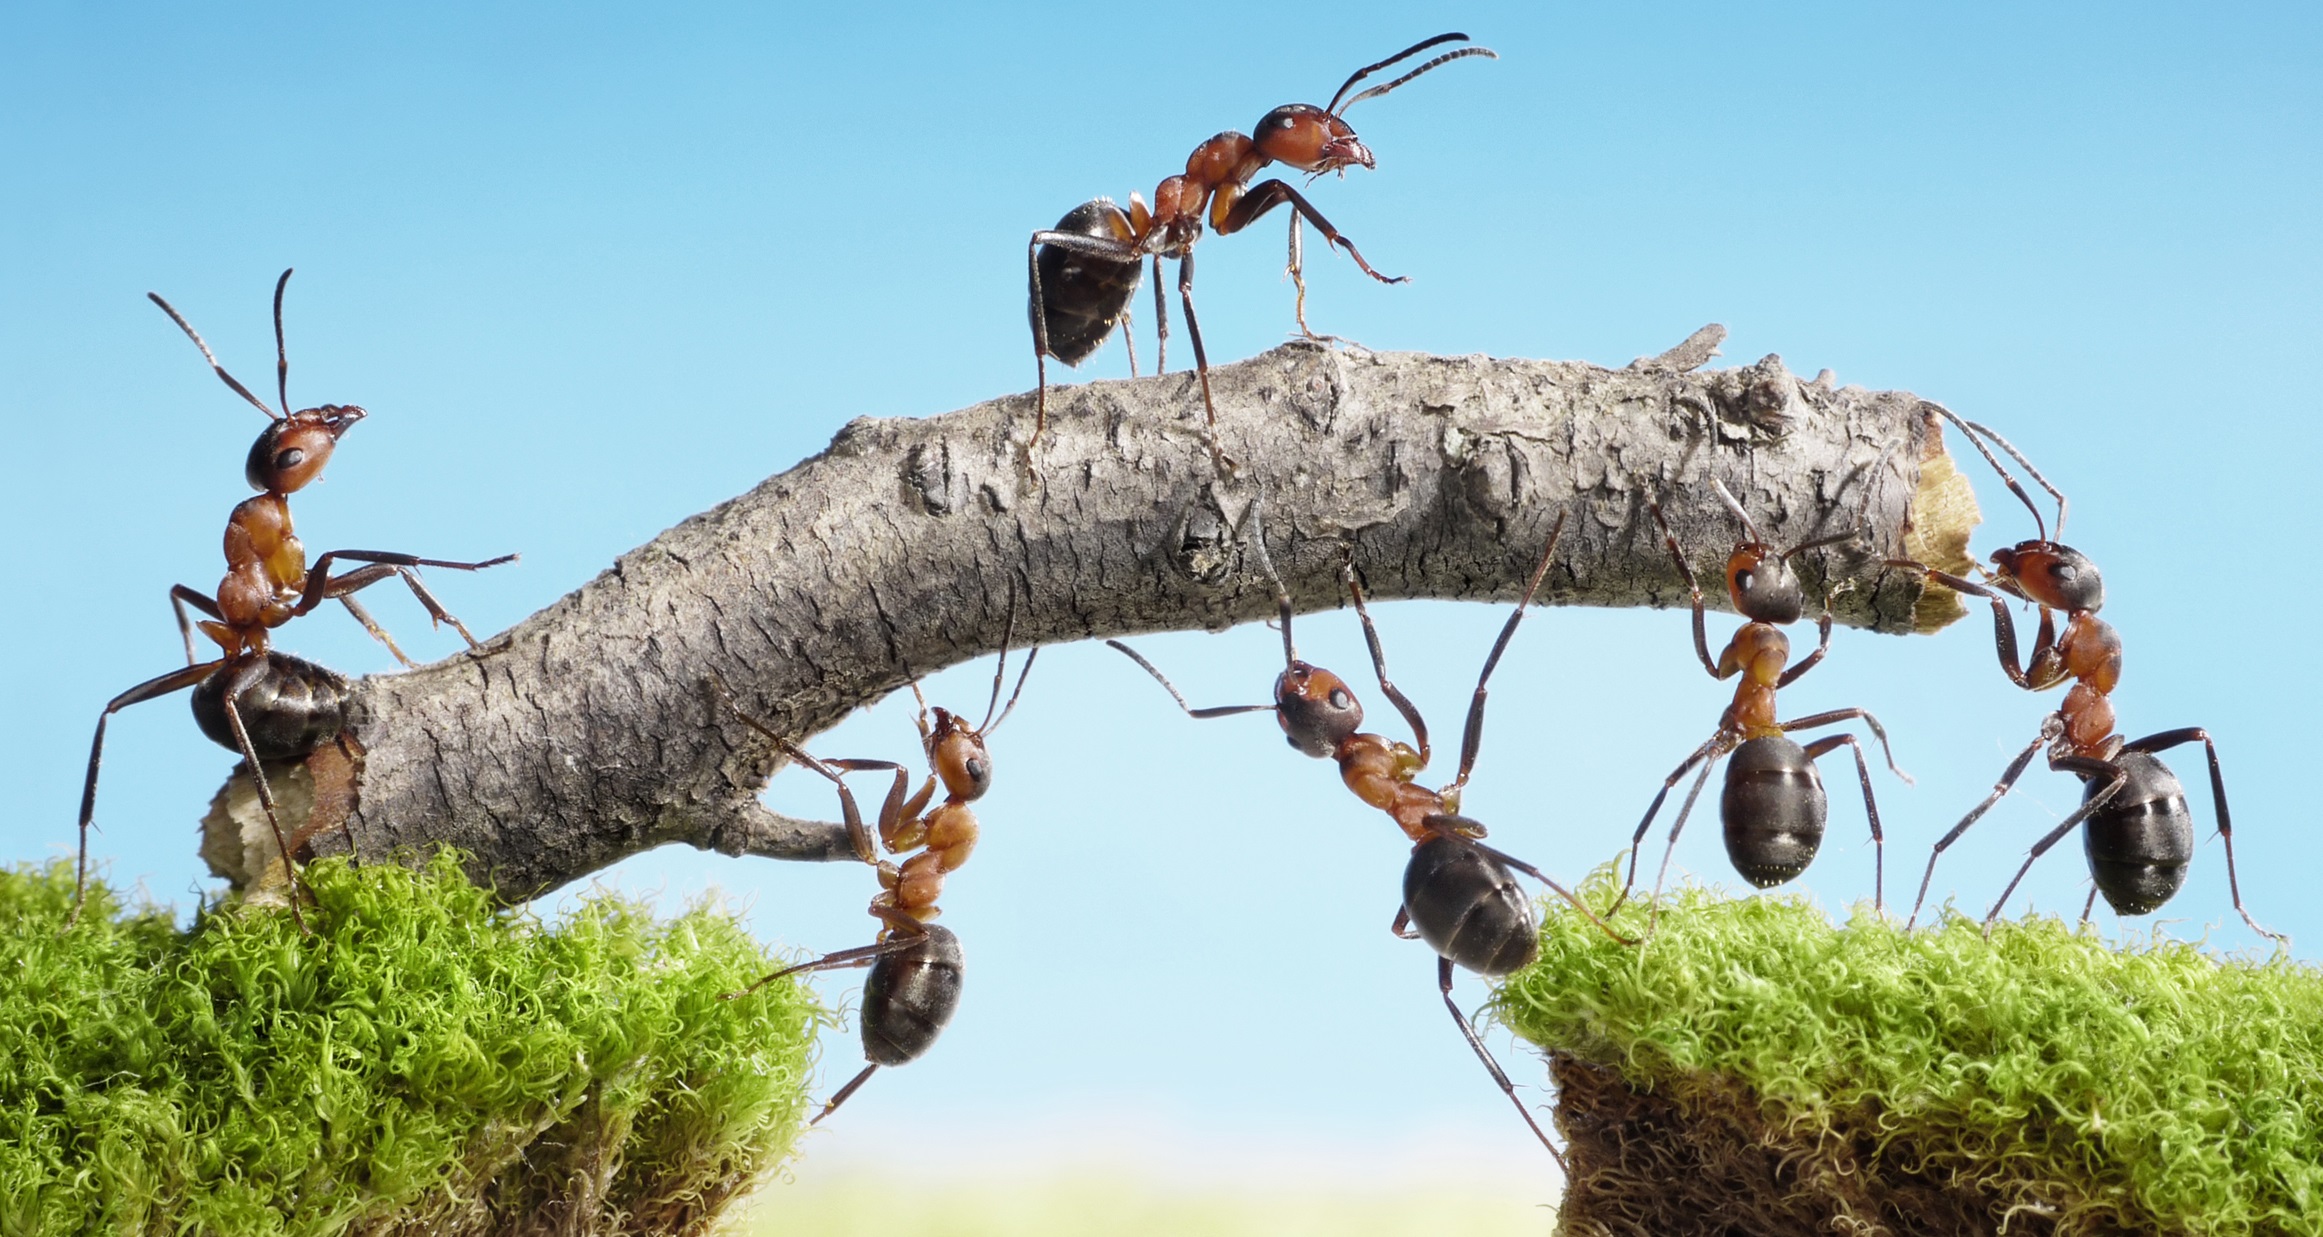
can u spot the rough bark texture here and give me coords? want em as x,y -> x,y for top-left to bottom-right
202,331 -> 1978,903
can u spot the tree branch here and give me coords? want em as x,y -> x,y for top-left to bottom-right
201,334 -> 1979,903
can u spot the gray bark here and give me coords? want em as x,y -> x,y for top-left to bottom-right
203,331 -> 1977,903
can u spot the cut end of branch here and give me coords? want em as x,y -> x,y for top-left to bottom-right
1903,415 -> 1981,634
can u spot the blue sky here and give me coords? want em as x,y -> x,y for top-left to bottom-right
6,0 -> 2319,1196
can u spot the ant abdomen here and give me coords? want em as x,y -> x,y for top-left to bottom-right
860,924 -> 965,1067
191,651 -> 352,761
1403,831 -> 1539,977
1031,199 -> 1143,367
2082,752 -> 2194,915
1721,735 -> 1827,889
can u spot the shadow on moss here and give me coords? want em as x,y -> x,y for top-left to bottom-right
1499,871 -> 2321,1236
0,852 -> 823,1237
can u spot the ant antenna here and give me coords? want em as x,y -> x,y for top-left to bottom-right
1960,415 -> 2070,541
272,269 -> 293,418
975,594 -> 1040,738
1243,499 -> 1298,667
1922,402 -> 2049,543
148,291 -> 280,420
1709,477 -> 1766,546
1327,33 -> 1491,115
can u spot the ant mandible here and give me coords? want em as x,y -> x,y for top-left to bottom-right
1901,407 -> 2280,941
1026,33 -> 1496,465
714,620 -> 1038,1125
1611,479 -> 1909,927
1109,510 -> 1627,1165
75,272 -> 516,927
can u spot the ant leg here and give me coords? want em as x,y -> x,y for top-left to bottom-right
1907,731 -> 2045,929
306,552 -> 517,647
810,1062 -> 883,1126
1778,708 -> 1910,783
1216,180 -> 1405,285
1982,756 -> 2126,930
1286,214 -> 1314,337
708,675 -> 901,865
1776,610 -> 1836,688
330,586 -> 416,667
1645,500 -> 1718,678
218,659 -> 310,933
1433,955 -> 1567,1170
1609,735 -> 1723,912
1888,561 -> 2041,689
1103,642 -> 1275,720
1450,512 -> 1568,797
2080,885 -> 2099,926
1150,254 -> 1169,374
1646,758 -> 1721,933
1174,252 -> 1232,474
1802,733 -> 1884,914
2120,728 -> 2283,944
1390,905 -> 1418,939
1119,301 -> 1139,378
824,758 -> 928,854
1476,840 -> 1635,947
74,660 -> 222,924
1342,557 -> 1431,764
171,586 -> 223,667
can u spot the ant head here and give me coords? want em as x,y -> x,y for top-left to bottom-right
246,404 -> 365,493
1254,104 -> 1374,174
927,707 -> 995,802
1275,660 -> 1362,758
1991,542 -> 2104,614
1725,543 -> 1807,625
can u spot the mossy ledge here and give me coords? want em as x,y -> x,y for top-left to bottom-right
1500,878 -> 2322,1236
0,853 -> 821,1237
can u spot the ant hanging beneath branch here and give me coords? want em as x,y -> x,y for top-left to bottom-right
1108,508 -> 1626,1166
1026,33 -> 1496,468
1610,479 -> 1908,929
714,613 -> 1038,1125
1899,407 -> 2280,942
74,271 -> 516,928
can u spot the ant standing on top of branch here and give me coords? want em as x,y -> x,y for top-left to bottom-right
1900,408 -> 2280,942
1108,510 -> 1627,1166
1610,479 -> 1909,928
1026,33 -> 1496,466
713,617 -> 1038,1125
74,271 -> 516,928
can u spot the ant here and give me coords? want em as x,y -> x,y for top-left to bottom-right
1026,33 -> 1495,465
1109,509 -> 1628,1165
1900,407 -> 2279,942
1611,480 -> 1908,925
75,271 -> 515,928
713,621 -> 1037,1125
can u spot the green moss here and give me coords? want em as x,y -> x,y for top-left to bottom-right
1500,875 -> 2323,1236
0,853 -> 822,1237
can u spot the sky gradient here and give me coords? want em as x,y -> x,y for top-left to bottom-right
6,0 -> 2319,1203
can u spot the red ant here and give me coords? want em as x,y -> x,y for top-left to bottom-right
1901,407 -> 2279,941
1026,33 -> 1495,465
1610,480 -> 1908,926
713,622 -> 1037,1125
75,271 -> 515,928
1109,509 -> 1627,1166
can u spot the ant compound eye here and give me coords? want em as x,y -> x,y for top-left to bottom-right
1329,688 -> 1352,710
274,447 -> 306,472
966,757 -> 989,786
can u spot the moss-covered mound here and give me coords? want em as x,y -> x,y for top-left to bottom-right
0,853 -> 821,1237
1499,879 -> 2323,1236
